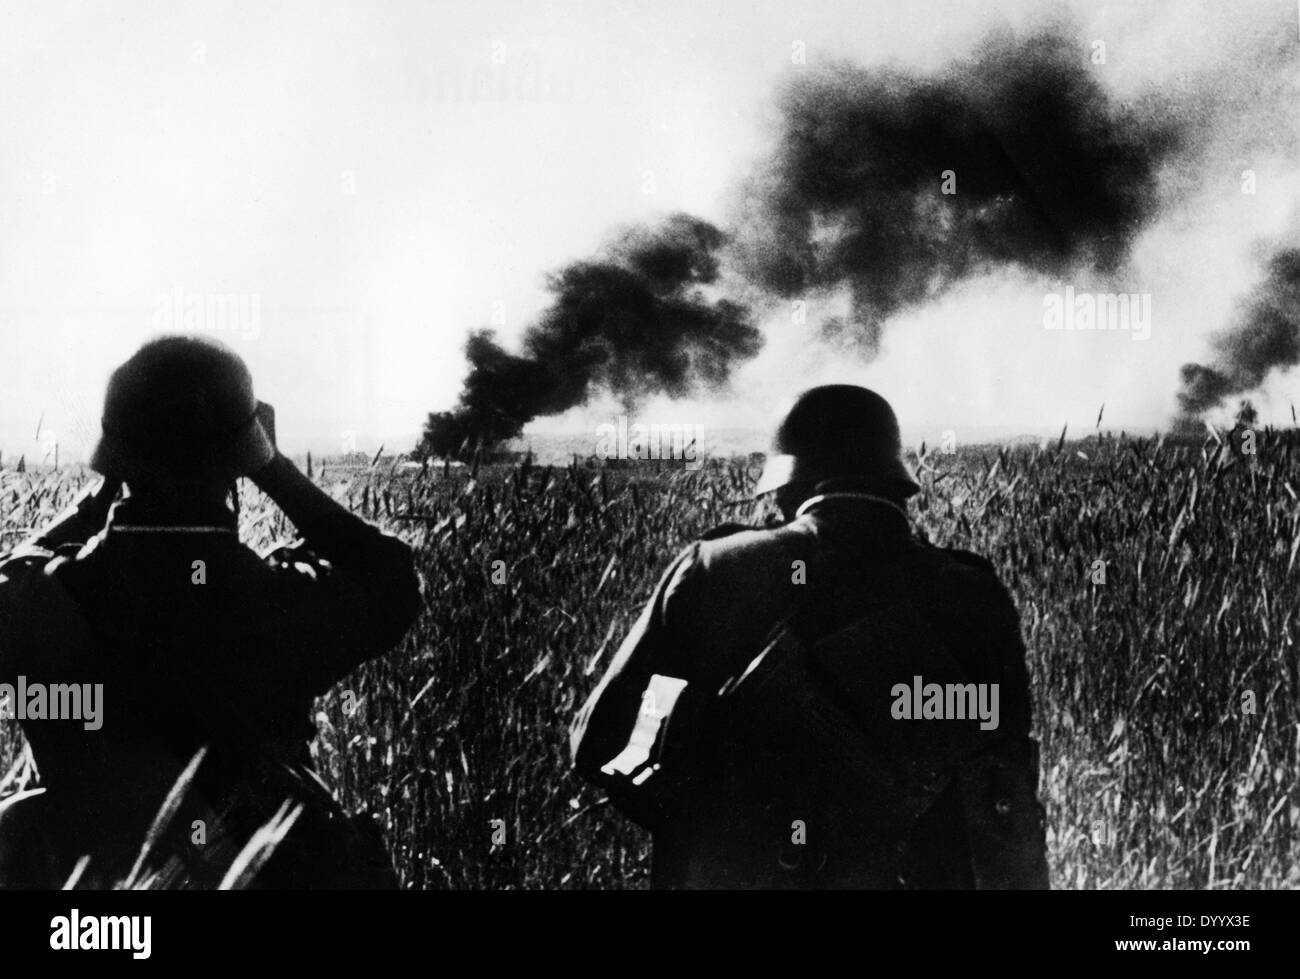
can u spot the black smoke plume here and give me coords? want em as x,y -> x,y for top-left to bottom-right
1177,248 -> 1300,417
734,27 -> 1182,352
424,25 -> 1190,451
420,214 -> 759,457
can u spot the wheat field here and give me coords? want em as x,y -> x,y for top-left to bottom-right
2,428 -> 1298,888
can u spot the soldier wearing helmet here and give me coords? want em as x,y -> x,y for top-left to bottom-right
0,335 -> 421,889
571,384 -> 1047,889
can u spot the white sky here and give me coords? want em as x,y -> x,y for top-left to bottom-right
2,0 -> 1299,462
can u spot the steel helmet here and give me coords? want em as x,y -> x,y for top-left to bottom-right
754,384 -> 920,498
90,335 -> 273,483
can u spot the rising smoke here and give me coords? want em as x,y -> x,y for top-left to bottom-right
420,214 -> 760,457
425,25 -> 1191,455
1178,248 -> 1300,418
734,26 -> 1182,353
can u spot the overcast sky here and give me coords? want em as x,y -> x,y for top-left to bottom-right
2,0 -> 1298,463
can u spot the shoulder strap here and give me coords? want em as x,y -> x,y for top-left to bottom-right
716,554 -> 1005,821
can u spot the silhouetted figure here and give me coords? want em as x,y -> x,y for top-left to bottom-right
0,335 -> 420,888
572,385 -> 1048,889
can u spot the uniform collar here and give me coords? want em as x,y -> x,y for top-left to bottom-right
106,497 -> 238,534
794,492 -> 912,537
795,491 -> 909,522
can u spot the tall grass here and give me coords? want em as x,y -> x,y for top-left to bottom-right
2,431 -> 1298,888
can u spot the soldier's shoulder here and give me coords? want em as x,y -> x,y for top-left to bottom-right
694,520 -> 799,557
670,522 -> 790,577
671,523 -> 772,578
913,538 -> 1004,584
935,545 -> 997,573
683,521 -> 812,586
696,522 -> 759,542
662,521 -> 803,613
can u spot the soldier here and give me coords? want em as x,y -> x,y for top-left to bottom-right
0,335 -> 421,888
571,384 -> 1048,889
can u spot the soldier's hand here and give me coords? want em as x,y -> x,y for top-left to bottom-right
255,400 -> 277,451
243,400 -> 279,476
74,475 -> 123,524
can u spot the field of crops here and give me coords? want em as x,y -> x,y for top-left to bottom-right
3,428 -> 1299,889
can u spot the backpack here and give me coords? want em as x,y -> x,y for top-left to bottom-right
599,567 -> 1050,889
